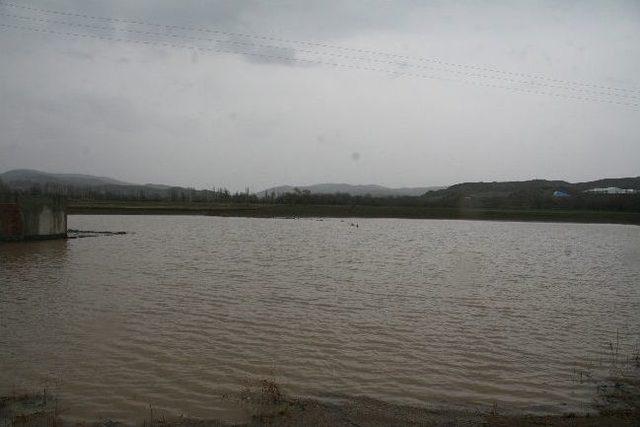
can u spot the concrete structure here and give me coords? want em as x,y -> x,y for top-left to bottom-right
0,194 -> 67,241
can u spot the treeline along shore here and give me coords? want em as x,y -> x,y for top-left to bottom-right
67,200 -> 640,225
2,170 -> 640,225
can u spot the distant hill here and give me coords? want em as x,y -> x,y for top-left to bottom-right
260,183 -> 445,197
2,169 -> 638,206
0,169 -> 182,200
417,178 -> 640,211
422,177 -> 640,199
0,169 -> 133,188
0,170 -> 445,198
571,177 -> 640,192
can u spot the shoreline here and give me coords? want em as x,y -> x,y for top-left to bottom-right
68,201 -> 640,225
2,388 -> 638,427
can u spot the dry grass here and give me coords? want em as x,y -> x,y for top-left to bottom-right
592,340 -> 640,420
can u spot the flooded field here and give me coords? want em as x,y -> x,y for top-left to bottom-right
1,215 -> 639,423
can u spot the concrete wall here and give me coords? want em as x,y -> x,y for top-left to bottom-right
0,195 -> 67,241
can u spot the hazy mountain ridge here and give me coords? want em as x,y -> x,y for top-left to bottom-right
260,183 -> 445,197
0,169 -> 186,201
0,170 -> 445,197
1,169 -> 639,200
0,169 -> 133,187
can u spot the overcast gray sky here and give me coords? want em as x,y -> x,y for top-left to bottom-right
1,0 -> 639,191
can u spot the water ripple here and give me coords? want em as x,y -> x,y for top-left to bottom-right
1,216 -> 639,422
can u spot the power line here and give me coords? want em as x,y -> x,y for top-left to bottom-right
2,0 -> 638,96
2,11 -> 638,102
2,21 -> 638,110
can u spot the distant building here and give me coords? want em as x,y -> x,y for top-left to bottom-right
0,194 -> 67,241
585,187 -> 637,195
553,191 -> 571,198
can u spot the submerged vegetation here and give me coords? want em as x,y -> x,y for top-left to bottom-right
592,336 -> 640,419
4,335 -> 639,425
0,389 -> 60,427
4,354 -> 639,427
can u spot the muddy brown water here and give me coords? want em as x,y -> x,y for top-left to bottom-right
1,215 -> 639,423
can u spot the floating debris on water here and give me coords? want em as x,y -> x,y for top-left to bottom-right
67,229 -> 129,239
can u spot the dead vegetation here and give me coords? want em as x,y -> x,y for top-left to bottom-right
3,343 -> 640,427
0,389 -> 61,427
592,336 -> 640,420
